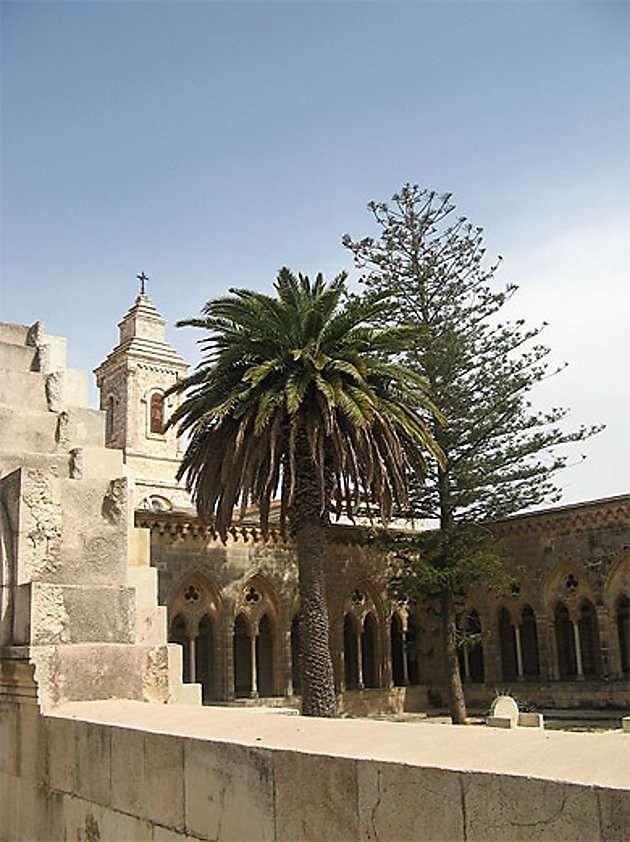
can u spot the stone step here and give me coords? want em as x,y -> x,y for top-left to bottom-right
0,321 -> 30,346
165,643 -> 202,705
0,369 -> 48,412
0,406 -> 105,454
0,343 -> 39,373
0,451 -> 68,482
0,405 -> 58,453
127,565 -> 158,605
69,444 -> 123,479
13,581 -> 136,646
23,643 -> 185,710
135,603 -> 167,645
57,476 -> 128,585
169,682 -> 203,705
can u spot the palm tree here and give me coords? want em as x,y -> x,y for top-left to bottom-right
167,268 -> 443,716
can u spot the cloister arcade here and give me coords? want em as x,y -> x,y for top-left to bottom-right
165,562 -> 630,703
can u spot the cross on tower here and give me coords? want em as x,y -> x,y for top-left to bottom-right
136,272 -> 149,296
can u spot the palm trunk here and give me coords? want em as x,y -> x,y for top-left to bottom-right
291,429 -> 336,717
296,518 -> 336,717
441,588 -> 467,724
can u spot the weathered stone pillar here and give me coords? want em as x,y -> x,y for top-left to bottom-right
225,610 -> 235,702
596,604 -> 612,678
189,636 -> 196,684
285,627 -> 293,696
462,646 -> 471,682
546,619 -> 560,681
572,620 -> 584,679
250,630 -> 258,698
514,624 -> 524,680
356,629 -> 364,690
384,622 -> 394,689
402,621 -> 410,687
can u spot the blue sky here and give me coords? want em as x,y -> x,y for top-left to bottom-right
2,1 -> 629,506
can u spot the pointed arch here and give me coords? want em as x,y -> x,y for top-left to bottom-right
554,601 -> 576,678
520,604 -> 540,678
390,612 -> 405,687
578,599 -> 601,677
362,612 -> 378,688
617,594 -> 630,674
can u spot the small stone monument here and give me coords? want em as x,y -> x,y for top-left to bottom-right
487,694 -> 520,729
622,716 -> 630,733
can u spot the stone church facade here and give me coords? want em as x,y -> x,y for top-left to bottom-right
97,291 -> 630,714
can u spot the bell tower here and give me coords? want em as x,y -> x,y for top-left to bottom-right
94,274 -> 190,509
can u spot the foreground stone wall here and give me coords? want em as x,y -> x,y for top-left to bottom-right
1,701 -> 629,842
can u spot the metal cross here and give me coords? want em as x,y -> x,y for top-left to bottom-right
136,272 -> 149,295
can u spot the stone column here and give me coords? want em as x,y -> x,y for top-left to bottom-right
384,624 -> 394,689
402,630 -> 410,687
514,624 -> 524,680
596,604 -> 612,678
285,628 -> 293,697
356,629 -> 364,690
225,611 -> 235,702
462,646 -> 470,682
189,636 -> 196,685
250,630 -> 259,698
546,619 -> 560,681
572,620 -> 584,679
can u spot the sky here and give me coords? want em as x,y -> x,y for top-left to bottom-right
1,1 -> 629,508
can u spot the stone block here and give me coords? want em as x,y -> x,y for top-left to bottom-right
487,716 -> 514,729
518,712 -> 544,728
0,369 -> 47,412
127,564 -> 158,604
68,444 -> 124,480
47,715 -> 76,793
64,367 -> 89,408
0,700 -> 19,776
75,721 -> 111,805
64,406 -> 106,448
462,773 -> 601,841
184,739 -> 274,841
62,794 -> 153,842
358,761 -> 464,842
32,644 -> 171,710
0,320 -> 30,345
142,732 -> 185,830
0,406 -> 58,453
13,775 -> 64,842
275,750 -> 358,842
135,603 -> 167,645
169,682 -> 202,705
19,582 -> 135,645
598,786 -> 630,841
111,726 -> 146,816
128,526 -> 151,567
0,771 -> 19,841
17,702 -> 47,785
0,343 -> 38,372
622,716 -> 630,733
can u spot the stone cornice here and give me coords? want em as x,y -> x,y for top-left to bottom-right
135,510 -> 293,546
491,495 -> 630,538
134,511 -> 374,548
136,494 -> 630,547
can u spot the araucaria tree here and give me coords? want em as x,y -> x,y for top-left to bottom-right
344,185 -> 603,723
167,268 -> 443,717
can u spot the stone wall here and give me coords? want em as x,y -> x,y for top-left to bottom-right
2,699 -> 628,842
